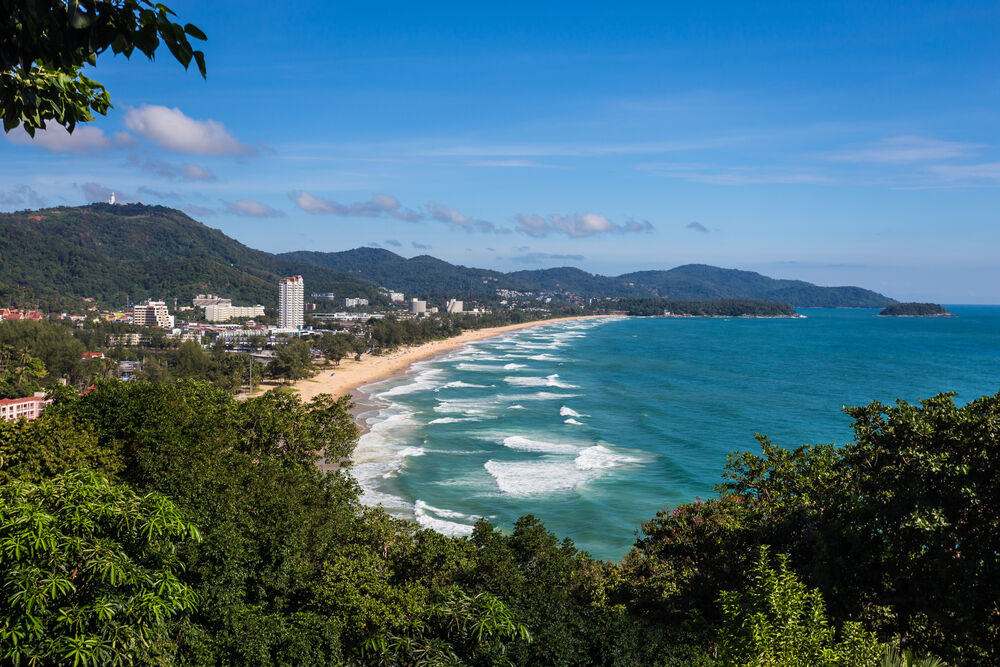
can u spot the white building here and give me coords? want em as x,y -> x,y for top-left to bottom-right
446,299 -> 464,313
204,304 -> 266,322
409,298 -> 427,314
342,297 -> 369,307
0,392 -> 50,422
192,294 -> 232,307
133,300 -> 174,328
278,275 -> 304,329
389,292 -> 405,302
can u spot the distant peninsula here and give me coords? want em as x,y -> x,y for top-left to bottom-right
614,298 -> 799,318
879,302 -> 954,317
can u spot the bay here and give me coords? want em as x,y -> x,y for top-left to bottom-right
351,306 -> 1000,561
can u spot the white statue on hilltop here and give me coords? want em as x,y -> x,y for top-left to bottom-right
109,191 -> 116,205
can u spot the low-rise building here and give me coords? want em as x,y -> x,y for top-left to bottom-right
192,294 -> 232,307
342,297 -> 369,308
108,332 -> 147,346
446,299 -> 463,313
389,292 -> 405,302
0,392 -> 50,422
409,298 -> 427,314
203,304 -> 266,322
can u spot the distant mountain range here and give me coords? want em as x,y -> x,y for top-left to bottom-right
0,204 -> 895,310
280,248 -> 894,307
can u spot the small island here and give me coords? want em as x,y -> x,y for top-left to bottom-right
879,302 -> 955,317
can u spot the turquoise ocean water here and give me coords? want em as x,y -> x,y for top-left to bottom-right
351,307 -> 1000,561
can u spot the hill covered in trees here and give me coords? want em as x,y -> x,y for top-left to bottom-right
283,249 -> 895,307
1,204 -> 895,310
0,204 -> 379,310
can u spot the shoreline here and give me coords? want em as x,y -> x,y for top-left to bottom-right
285,315 -> 614,404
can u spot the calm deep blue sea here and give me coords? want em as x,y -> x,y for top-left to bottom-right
351,307 -> 1000,561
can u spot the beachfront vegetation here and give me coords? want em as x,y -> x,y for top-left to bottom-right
2,378 -> 989,664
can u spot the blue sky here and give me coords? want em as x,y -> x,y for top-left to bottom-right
3,1 -> 1000,302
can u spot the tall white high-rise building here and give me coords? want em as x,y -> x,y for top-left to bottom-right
278,275 -> 304,328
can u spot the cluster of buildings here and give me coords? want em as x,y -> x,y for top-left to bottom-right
0,308 -> 44,322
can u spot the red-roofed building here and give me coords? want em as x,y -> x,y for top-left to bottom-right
0,392 -> 50,422
81,352 -> 106,359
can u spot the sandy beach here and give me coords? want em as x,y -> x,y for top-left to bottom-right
285,315 -> 610,402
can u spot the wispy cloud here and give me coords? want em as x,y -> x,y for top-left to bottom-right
426,202 -> 503,233
926,162 -> 1000,184
686,221 -> 709,233
125,105 -> 255,156
224,199 -> 284,217
384,239 -> 402,247
0,184 -> 46,208
412,241 -> 432,249
289,190 -> 422,221
514,212 -> 654,238
130,155 -> 217,182
511,252 -> 587,263
469,159 -> 556,168
6,125 -> 111,154
830,136 -> 982,163
638,162 -> 831,185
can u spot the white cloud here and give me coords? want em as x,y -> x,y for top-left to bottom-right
6,124 -> 111,153
514,212 -> 653,238
125,105 -> 254,156
289,190 -> 422,221
426,202 -> 500,233
225,199 -> 283,217
637,162 -> 831,185
182,163 -> 216,181
131,155 -> 217,181
830,136 -> 981,163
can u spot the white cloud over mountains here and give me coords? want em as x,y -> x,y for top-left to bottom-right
125,105 -> 255,156
225,199 -> 284,217
289,190 -> 650,238
515,213 -> 653,238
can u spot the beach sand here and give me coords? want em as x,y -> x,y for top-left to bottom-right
285,315 -> 610,402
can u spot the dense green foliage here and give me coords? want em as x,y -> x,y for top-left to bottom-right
0,204 -> 380,309
3,377 -> 986,664
879,302 -> 952,316
2,1 -> 205,134
0,469 -> 201,665
718,547 -> 882,665
610,298 -> 797,317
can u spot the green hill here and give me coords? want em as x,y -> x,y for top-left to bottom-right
0,204 -> 896,310
619,264 -> 894,307
0,204 -> 379,310
284,250 -> 895,307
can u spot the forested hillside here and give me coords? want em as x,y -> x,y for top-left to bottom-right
0,204 -> 379,309
1,204 -> 895,310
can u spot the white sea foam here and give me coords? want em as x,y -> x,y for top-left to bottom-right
433,398 -> 494,415
456,363 -> 509,371
508,404 -> 526,410
564,418 -> 584,425
504,374 -> 577,388
484,459 -> 588,495
528,353 -> 564,362
429,416 -> 481,424
575,445 -> 642,470
503,391 -> 579,401
503,362 -> 527,370
413,500 -> 476,537
502,435 -> 579,454
559,406 -> 588,417
438,381 -> 490,390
